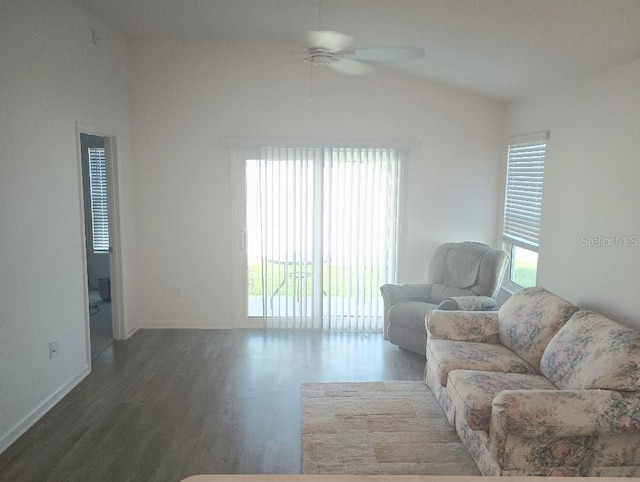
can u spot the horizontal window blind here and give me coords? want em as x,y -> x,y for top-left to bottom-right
503,137 -> 547,252
88,147 -> 109,253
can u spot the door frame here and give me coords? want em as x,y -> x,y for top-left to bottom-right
225,138 -> 417,329
76,122 -> 125,364
230,146 -> 264,328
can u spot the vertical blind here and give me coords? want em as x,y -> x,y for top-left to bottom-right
88,147 -> 110,253
251,146 -> 401,331
254,147 -> 319,328
503,136 -> 547,252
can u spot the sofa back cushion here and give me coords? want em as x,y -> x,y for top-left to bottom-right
498,287 -> 579,369
541,310 -> 640,391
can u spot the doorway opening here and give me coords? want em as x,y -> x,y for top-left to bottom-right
80,133 -> 113,358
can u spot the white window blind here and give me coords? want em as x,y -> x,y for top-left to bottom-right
88,147 -> 109,253
502,133 -> 548,252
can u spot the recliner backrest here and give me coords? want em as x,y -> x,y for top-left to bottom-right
427,241 -> 509,303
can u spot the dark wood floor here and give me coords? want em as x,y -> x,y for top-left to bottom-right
89,294 -> 113,359
0,329 -> 426,482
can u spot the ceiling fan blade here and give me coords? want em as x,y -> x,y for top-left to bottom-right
329,58 -> 374,75
347,47 -> 425,62
307,30 -> 353,52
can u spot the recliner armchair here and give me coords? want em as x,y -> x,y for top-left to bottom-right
380,241 -> 509,355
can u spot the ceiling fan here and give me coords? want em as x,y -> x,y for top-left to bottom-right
302,30 -> 425,75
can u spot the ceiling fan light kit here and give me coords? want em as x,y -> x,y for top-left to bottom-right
307,30 -> 353,52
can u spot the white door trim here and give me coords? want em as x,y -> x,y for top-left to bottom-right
230,147 -> 263,328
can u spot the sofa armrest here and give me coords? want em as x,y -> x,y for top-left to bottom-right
426,310 -> 499,342
488,390 -> 640,473
438,295 -> 497,311
491,389 -> 640,438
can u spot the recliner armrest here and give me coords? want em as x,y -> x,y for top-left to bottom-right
438,295 -> 497,311
426,310 -> 499,342
381,283 -> 435,340
380,283 -> 433,305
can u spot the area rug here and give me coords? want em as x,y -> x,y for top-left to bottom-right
301,381 -> 480,475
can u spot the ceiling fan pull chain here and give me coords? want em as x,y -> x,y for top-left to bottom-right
309,60 -> 314,102
317,0 -> 323,31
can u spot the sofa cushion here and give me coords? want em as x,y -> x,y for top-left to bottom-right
448,370 -> 557,432
427,339 -> 537,387
498,287 -> 579,369
388,301 -> 439,331
426,310 -> 499,343
541,310 -> 640,391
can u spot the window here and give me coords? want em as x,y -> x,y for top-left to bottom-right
88,146 -> 109,253
502,132 -> 548,288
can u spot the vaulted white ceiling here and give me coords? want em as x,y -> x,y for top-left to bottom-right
74,0 -> 640,101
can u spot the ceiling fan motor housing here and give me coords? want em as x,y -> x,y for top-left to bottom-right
305,47 -> 336,66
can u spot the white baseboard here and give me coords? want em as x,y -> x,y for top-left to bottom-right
124,326 -> 139,339
0,364 -> 91,455
139,320 -> 263,329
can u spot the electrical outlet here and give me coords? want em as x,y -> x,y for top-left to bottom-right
49,339 -> 59,359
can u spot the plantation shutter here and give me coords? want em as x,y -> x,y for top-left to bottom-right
88,147 -> 110,253
502,132 -> 548,252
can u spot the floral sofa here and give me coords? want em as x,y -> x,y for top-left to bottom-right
425,286 -> 640,476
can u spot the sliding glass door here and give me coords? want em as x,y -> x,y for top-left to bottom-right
244,146 -> 401,331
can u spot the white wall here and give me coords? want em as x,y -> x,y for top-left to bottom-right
506,59 -> 640,329
129,39 -> 505,328
0,0 -> 137,451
